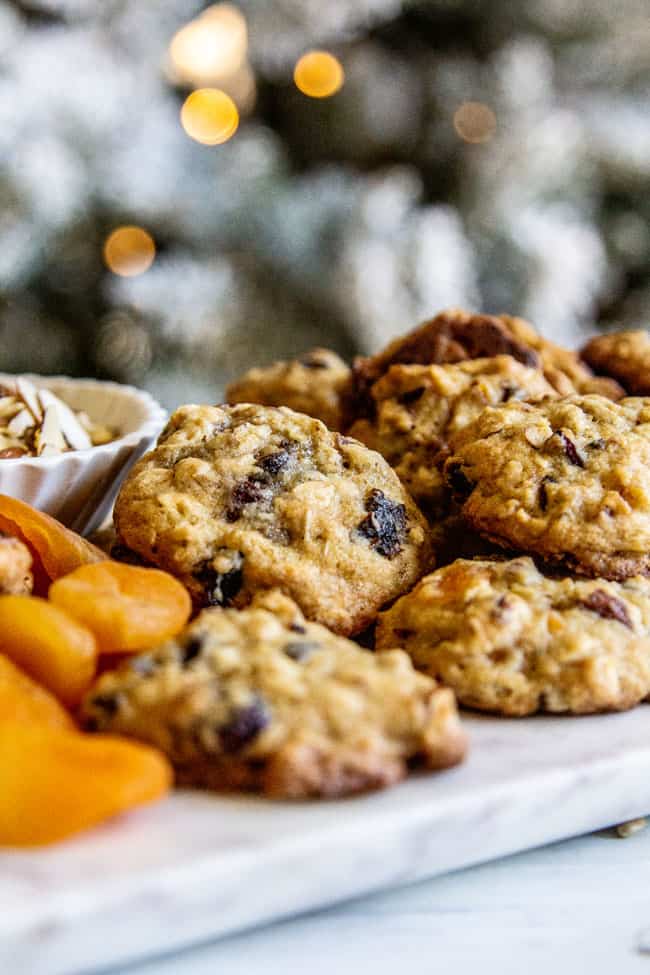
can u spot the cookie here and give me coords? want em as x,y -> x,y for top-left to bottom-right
0,534 -> 32,595
347,309 -> 539,421
82,590 -> 467,798
582,330 -> 650,396
346,308 -> 622,423
347,356 -> 557,515
376,557 -> 650,715
443,395 -> 650,579
501,314 -> 624,400
114,403 -> 429,635
226,348 -> 351,431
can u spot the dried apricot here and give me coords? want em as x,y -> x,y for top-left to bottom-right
0,722 -> 172,846
0,655 -> 74,730
0,596 -> 97,708
49,562 -> 192,654
0,494 -> 107,587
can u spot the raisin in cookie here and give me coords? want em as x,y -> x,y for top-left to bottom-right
114,403 -> 429,635
444,395 -> 650,579
582,330 -> 650,395
347,309 -> 622,422
226,348 -> 351,431
376,557 -> 650,715
82,591 -> 467,798
348,356 -> 557,516
0,534 -> 32,595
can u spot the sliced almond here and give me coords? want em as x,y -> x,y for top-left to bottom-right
0,396 -> 21,421
34,405 -> 67,456
76,411 -> 114,446
0,379 -> 113,456
524,426 -> 550,448
7,408 -> 35,438
15,378 -> 43,423
40,390 -> 92,450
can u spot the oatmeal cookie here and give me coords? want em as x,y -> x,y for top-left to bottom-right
501,315 -> 624,400
0,533 -> 32,595
444,395 -> 650,579
226,348 -> 351,431
114,403 -> 429,635
582,330 -> 650,395
347,309 -> 622,422
376,557 -> 650,715
347,356 -> 557,515
82,590 -> 467,798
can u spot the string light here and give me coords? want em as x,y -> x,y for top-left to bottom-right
453,101 -> 497,144
180,88 -> 239,145
167,4 -> 255,111
168,4 -> 248,87
103,227 -> 156,277
294,51 -> 344,99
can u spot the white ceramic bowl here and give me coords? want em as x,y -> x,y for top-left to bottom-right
0,374 -> 166,536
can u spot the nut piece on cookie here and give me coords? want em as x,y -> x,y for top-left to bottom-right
348,356 -> 557,516
82,590 -> 467,798
346,309 -> 623,424
0,533 -> 33,595
582,330 -> 650,396
226,348 -> 351,431
443,395 -> 650,580
376,557 -> 650,716
113,403 -> 429,635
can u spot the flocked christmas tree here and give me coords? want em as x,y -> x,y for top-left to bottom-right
1,0 -> 649,404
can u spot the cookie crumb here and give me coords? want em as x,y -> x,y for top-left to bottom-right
615,817 -> 647,838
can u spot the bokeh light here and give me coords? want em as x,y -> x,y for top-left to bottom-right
180,88 -> 239,145
294,51 -> 344,99
96,311 -> 153,379
103,226 -> 156,277
453,101 -> 497,144
223,63 -> 257,114
168,4 -> 247,88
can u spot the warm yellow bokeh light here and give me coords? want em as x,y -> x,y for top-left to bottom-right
103,227 -> 156,277
453,101 -> 497,144
169,4 -> 247,87
294,51 -> 344,99
180,88 -> 239,145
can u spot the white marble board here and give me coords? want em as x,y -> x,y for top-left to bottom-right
4,708 -> 650,975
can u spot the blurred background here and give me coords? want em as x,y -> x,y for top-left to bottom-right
1,0 -> 649,406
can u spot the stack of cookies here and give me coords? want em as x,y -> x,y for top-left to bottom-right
84,311 -> 650,798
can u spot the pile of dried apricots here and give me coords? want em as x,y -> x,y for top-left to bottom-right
0,495 -> 192,847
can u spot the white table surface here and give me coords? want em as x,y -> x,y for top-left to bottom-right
104,823 -> 650,975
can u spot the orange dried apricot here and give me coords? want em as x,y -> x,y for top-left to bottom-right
0,494 -> 107,587
0,722 -> 172,847
0,596 -> 97,708
0,654 -> 75,730
49,562 -> 192,654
